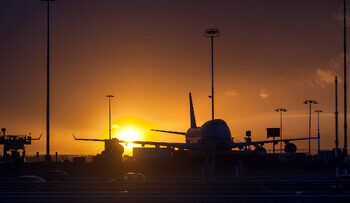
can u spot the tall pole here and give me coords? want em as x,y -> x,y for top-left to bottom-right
315,109 -> 322,154
309,103 -> 311,155
335,76 -> 340,181
280,111 -> 282,153
205,29 -> 219,121
211,36 -> 214,121
304,100 -> 318,156
336,76 -> 339,151
276,108 -> 287,153
43,0 -> 54,162
106,95 -> 114,140
205,29 -> 219,178
344,0 -> 348,176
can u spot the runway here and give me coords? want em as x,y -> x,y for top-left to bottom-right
0,176 -> 349,202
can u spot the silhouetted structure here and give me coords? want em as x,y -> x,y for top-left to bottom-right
151,93 -> 314,153
275,108 -> 287,153
304,99 -> 318,155
315,109 -> 322,153
244,131 -> 252,151
266,128 -> 280,154
0,128 -> 41,163
73,135 -> 124,163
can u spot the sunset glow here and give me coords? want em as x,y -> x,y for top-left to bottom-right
110,117 -> 152,155
117,128 -> 139,155
0,0 -> 345,155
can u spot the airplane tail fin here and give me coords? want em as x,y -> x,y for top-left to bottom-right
189,92 -> 197,128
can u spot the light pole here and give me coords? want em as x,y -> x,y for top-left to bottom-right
106,95 -> 114,140
42,0 -> 55,162
304,99 -> 318,156
343,0 -> 348,176
275,108 -> 287,153
205,28 -> 219,121
205,28 -> 220,179
335,76 -> 340,181
315,109 -> 322,154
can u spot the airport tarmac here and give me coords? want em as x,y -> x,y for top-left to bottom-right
0,176 -> 350,202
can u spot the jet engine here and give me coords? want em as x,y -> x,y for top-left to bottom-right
254,146 -> 266,155
284,143 -> 297,153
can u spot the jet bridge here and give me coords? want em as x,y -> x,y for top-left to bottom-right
0,128 -> 41,163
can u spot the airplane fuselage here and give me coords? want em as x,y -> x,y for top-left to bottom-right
186,119 -> 232,151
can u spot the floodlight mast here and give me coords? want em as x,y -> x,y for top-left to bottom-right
304,99 -> 318,156
205,29 -> 219,121
205,28 -> 220,178
343,0 -> 348,176
42,0 -> 55,162
275,108 -> 287,153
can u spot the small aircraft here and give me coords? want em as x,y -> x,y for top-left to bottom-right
73,93 -> 315,153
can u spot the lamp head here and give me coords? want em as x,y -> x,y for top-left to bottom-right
205,28 -> 220,37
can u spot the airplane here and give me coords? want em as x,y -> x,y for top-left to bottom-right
73,93 -> 316,154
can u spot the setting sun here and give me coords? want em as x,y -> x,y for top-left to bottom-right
114,126 -> 143,155
117,128 -> 140,154
119,129 -> 139,142
109,117 -> 154,155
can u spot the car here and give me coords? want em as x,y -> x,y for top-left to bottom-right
41,170 -> 69,182
111,172 -> 146,182
11,175 -> 46,183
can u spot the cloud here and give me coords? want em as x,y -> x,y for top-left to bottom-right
259,89 -> 268,99
315,68 -> 337,88
225,90 -> 239,96
293,81 -> 304,86
333,10 -> 350,27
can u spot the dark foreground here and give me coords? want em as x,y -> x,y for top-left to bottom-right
1,176 -> 350,202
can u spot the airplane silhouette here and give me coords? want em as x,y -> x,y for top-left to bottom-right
73,93 -> 315,153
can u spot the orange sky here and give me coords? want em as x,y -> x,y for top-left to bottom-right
0,0 -> 348,155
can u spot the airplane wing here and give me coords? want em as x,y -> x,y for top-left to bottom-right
72,134 -> 106,142
232,137 -> 318,148
120,140 -> 195,149
31,133 -> 42,140
151,129 -> 187,135
72,134 -> 194,149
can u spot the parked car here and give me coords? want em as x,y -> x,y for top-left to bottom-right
41,170 -> 68,182
11,175 -> 46,184
111,172 -> 146,182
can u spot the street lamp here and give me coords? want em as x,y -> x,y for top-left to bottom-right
304,99 -> 318,156
106,95 -> 114,140
205,28 -> 220,178
315,109 -> 322,154
205,28 -> 219,121
275,108 -> 287,153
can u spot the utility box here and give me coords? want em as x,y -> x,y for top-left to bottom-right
266,128 -> 280,139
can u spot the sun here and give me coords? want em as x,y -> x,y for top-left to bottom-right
113,125 -> 144,155
108,116 -> 160,156
119,129 -> 139,142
